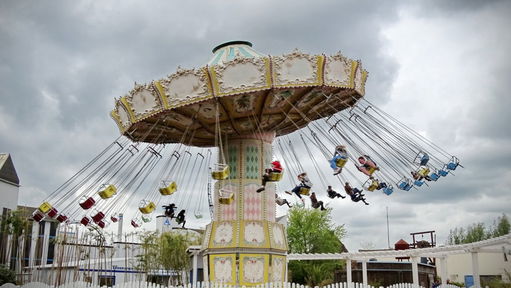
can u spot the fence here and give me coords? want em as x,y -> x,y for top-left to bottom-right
0,282 -> 430,288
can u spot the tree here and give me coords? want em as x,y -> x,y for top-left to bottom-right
138,230 -> 200,285
287,207 -> 346,286
447,214 -> 509,245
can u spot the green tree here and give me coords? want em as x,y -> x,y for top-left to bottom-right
447,214 -> 509,245
287,207 -> 346,286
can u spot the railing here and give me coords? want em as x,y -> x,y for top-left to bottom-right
0,282 -> 426,288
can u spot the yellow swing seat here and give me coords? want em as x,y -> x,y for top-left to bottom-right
417,167 -> 430,177
159,181 -> 177,196
268,172 -> 283,182
38,202 -> 53,213
138,200 -> 156,214
336,158 -> 348,168
367,166 -> 378,176
212,164 -> 230,180
219,189 -> 234,205
98,184 -> 117,199
364,179 -> 379,191
299,187 -> 311,196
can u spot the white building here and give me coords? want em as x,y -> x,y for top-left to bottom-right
0,153 -> 20,213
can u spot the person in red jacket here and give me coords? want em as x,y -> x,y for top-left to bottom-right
257,160 -> 283,193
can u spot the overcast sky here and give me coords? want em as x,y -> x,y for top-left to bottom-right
1,0 -> 510,251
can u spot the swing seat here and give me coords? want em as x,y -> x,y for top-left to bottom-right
299,187 -> 311,196
367,180 -> 379,191
138,200 -> 156,214
219,189 -> 234,205
131,218 -> 142,228
97,221 -> 107,229
98,184 -> 117,199
92,211 -> 105,223
367,166 -> 378,176
195,214 -> 203,219
417,167 -> 430,177
383,187 -> 393,196
398,181 -> 412,191
447,162 -> 458,170
141,215 -> 152,223
335,157 -> 348,168
47,207 -> 59,218
212,164 -> 230,180
32,211 -> 44,222
80,216 -> 90,226
268,172 -> 283,182
56,214 -> 68,223
414,180 -> 425,187
438,169 -> 449,177
110,216 -> 118,223
429,173 -> 440,181
79,197 -> 96,210
38,202 -> 52,213
159,181 -> 177,195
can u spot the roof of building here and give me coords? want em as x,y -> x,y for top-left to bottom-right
0,153 -> 20,185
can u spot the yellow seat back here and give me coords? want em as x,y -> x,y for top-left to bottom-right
139,201 -> 156,214
159,181 -> 177,195
368,181 -> 378,191
336,158 -> 348,168
367,166 -> 378,176
212,164 -> 230,180
98,184 -> 117,199
418,167 -> 430,177
299,187 -> 311,196
38,202 -> 52,213
268,172 -> 283,181
219,190 -> 234,205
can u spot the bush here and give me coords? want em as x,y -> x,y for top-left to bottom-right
0,265 -> 16,285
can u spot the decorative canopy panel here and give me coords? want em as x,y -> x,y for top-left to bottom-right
111,42 -> 368,147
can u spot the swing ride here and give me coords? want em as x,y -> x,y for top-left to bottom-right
31,41 -> 461,284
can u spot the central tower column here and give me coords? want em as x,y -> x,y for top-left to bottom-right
202,132 -> 288,285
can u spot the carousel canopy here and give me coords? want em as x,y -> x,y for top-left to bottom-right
111,41 -> 368,146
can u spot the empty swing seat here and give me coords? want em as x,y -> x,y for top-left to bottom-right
80,216 -> 91,226
110,216 -> 118,223
131,218 -> 142,228
56,214 -> 68,223
159,181 -> 177,196
38,202 -> 52,213
219,189 -> 234,205
139,200 -> 156,214
92,211 -> 105,223
268,172 -> 283,182
383,187 -> 394,196
79,197 -> 96,209
414,180 -> 425,187
97,221 -> 107,229
364,180 -> 379,191
212,164 -> 230,180
32,211 -> 44,222
299,187 -> 311,196
195,214 -> 203,219
429,172 -> 440,181
141,215 -> 152,223
46,207 -> 59,218
446,156 -> 460,170
98,184 -> 117,199
398,180 -> 412,191
438,169 -> 449,177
